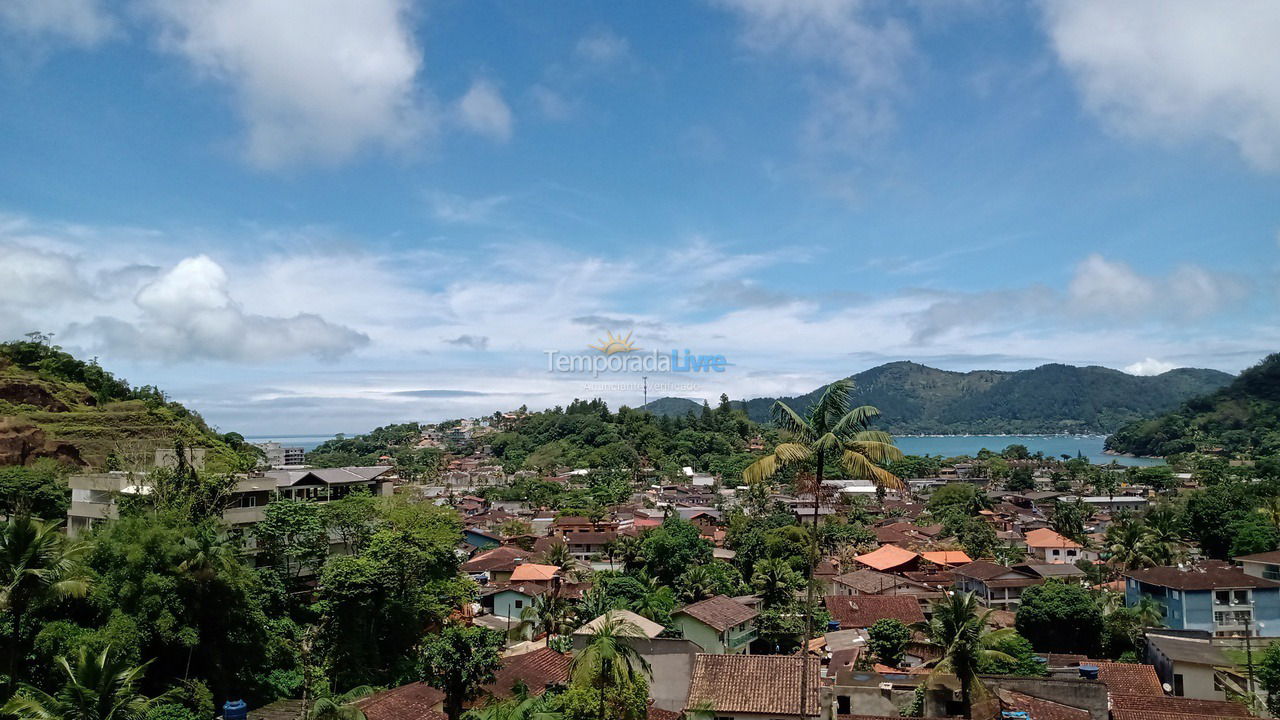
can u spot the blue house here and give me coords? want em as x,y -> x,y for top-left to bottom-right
1124,563 -> 1280,637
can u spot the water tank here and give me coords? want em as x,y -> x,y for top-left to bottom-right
223,700 -> 248,720
1078,664 -> 1099,680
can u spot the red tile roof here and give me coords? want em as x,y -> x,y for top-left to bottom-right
1124,564 -> 1280,590
824,595 -> 925,629
921,551 -> 972,566
356,683 -> 446,720
997,690 -> 1089,720
509,563 -> 559,582
675,594 -> 758,632
1109,694 -> 1251,718
686,654 -> 820,717
461,545 -> 535,572
481,647 -> 570,699
1095,661 -> 1164,696
1025,528 -> 1081,549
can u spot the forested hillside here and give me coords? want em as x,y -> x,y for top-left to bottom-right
646,361 -> 1232,435
0,335 -> 257,471
1106,353 -> 1280,457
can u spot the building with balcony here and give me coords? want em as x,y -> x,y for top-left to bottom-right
67,466 -> 395,540
673,595 -> 758,654
1235,550 -> 1280,581
1124,563 -> 1280,637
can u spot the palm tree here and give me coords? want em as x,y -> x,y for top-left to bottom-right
538,541 -> 587,582
1106,521 -> 1154,570
608,535 -> 645,573
3,646 -> 168,720
915,591 -> 1015,719
0,516 -> 92,690
676,565 -> 716,603
630,584 -> 675,622
308,684 -> 378,720
464,688 -> 562,720
510,592 -> 571,642
751,557 -> 801,610
742,379 -> 902,709
177,528 -> 241,581
1132,596 -> 1166,628
569,613 -> 652,720
576,587 -> 621,625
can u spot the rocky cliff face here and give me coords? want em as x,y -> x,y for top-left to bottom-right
0,418 -> 85,466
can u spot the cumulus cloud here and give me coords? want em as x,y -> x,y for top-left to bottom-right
0,0 -> 116,47
1124,358 -> 1178,376
454,79 -> 513,142
1068,254 -> 1247,319
1043,0 -> 1280,171
69,255 -> 368,362
147,0 -> 428,169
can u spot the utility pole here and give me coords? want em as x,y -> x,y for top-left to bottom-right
642,376 -> 648,409
1246,616 -> 1256,697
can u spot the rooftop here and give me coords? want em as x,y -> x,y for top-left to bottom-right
1024,528 -> 1082,549
853,544 -> 920,571
824,595 -> 925,629
675,594 -> 757,632
1126,564 -> 1280,591
686,654 -> 820,717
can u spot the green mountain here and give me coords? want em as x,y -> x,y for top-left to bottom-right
644,361 -> 1234,435
0,338 -> 254,471
1105,353 -> 1280,457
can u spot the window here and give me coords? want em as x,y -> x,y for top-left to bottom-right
1066,549 -> 1077,557
1174,674 -> 1184,696
1234,590 -> 1250,605
1216,590 -> 1231,605
514,600 -> 523,609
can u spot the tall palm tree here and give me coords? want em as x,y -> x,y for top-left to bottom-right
629,584 -> 675,622
1133,596 -> 1167,628
0,516 -> 92,690
751,557 -> 801,610
914,591 -> 1015,719
742,379 -> 902,709
3,646 -> 168,720
309,684 -> 378,720
569,613 -> 651,720
1106,521 -> 1154,570
575,587 -> 621,625
676,565 -> 716,603
177,528 -> 241,581
608,536 -> 645,573
538,541 -> 587,581
510,592 -> 571,642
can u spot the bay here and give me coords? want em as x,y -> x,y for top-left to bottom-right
892,434 -> 1163,466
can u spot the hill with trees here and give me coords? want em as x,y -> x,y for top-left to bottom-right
1105,352 -> 1280,457
644,361 -> 1233,435
0,334 -> 258,472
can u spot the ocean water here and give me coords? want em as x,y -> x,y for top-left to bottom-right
892,435 -> 1164,466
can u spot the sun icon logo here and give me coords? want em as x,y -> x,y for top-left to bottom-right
589,330 -> 639,355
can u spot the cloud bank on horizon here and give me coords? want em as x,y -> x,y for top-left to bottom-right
0,0 -> 1277,434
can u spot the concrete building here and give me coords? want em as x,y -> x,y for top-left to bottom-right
252,441 -> 306,469
673,595 -> 758,654
1125,563 -> 1280,637
66,466 -> 394,539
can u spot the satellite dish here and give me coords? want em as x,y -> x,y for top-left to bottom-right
1162,683 -> 1173,694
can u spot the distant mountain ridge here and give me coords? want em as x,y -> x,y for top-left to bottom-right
643,361 -> 1234,435
1105,353 -> 1280,457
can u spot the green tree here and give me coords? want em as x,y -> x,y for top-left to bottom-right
255,500 -> 330,581
1015,581 -> 1104,656
1256,642 -> 1280,716
420,624 -> 505,720
568,613 -> 651,720
975,632 -> 1045,676
307,684 -> 377,720
1228,514 -> 1280,558
1005,467 -> 1035,493
320,490 -> 379,554
3,646 -> 169,720
1184,482 -> 1253,559
0,461 -> 71,521
0,515 -> 92,690
751,558 -> 803,609
742,378 -> 902,708
916,592 -> 1014,719
639,517 -> 711,584
867,618 -> 910,668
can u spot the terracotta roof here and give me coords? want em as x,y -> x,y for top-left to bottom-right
1235,550 -> 1280,563
647,706 -> 681,720
1024,528 -> 1081,549
920,551 -> 972,566
461,546 -> 535,572
509,563 -> 560,582
824,595 -> 925,629
996,690 -> 1088,720
676,594 -> 757,632
952,560 -> 1017,581
481,647 -> 570,699
1096,661 -> 1164,696
575,610 -> 664,638
356,683 -> 446,720
1125,564 -> 1280,590
686,654 -> 820,717
831,569 -> 919,594
854,544 -> 920,571
1109,694 -> 1251,719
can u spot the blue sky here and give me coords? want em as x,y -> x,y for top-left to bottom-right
1,0 -> 1278,435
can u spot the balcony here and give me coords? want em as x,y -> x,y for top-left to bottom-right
727,628 -> 758,649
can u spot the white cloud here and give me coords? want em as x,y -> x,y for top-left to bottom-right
1124,358 -> 1178,376
1043,0 -> 1280,171
454,79 -> 514,142
426,191 -> 510,225
1068,254 -> 1247,319
71,255 -> 369,362
529,84 -> 575,121
0,0 -> 116,47
147,0 -> 428,169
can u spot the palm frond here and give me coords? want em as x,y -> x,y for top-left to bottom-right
841,451 -> 903,489
846,438 -> 904,464
831,405 -> 880,436
771,402 -> 814,440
